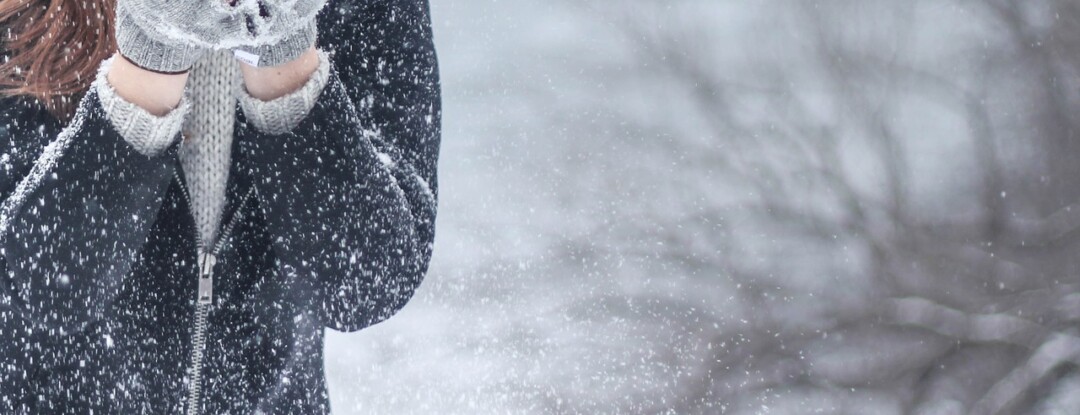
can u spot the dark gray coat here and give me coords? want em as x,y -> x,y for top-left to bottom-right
0,0 -> 440,412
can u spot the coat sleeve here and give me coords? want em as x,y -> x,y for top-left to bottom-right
236,0 -> 441,332
0,87 -> 181,336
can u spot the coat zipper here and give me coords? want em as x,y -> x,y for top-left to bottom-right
173,167 -> 254,415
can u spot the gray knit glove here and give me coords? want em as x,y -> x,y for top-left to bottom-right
114,0 -> 227,73
230,0 -> 325,67
116,0 -> 326,72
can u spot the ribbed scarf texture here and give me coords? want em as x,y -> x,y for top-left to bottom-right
180,49 -> 239,247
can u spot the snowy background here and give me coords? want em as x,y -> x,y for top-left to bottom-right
325,1 -> 1080,414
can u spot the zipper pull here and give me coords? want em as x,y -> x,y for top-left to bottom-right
198,249 -> 217,305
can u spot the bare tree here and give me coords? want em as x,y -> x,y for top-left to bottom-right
546,0 -> 1080,413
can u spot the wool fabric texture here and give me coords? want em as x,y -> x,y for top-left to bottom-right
233,20 -> 320,68
115,0 -> 327,72
93,56 -> 190,155
94,49 -> 331,247
114,3 -> 205,73
236,49 -> 331,135
179,49 -> 240,246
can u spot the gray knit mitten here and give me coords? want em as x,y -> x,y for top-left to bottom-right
116,0 -> 326,72
114,0 -> 232,73
231,0 -> 326,67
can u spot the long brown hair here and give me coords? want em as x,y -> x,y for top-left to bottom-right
0,0 -> 115,122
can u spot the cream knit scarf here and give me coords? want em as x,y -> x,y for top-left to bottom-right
180,49 -> 239,247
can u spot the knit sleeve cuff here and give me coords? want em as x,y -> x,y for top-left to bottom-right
94,55 -> 189,157
236,48 -> 331,136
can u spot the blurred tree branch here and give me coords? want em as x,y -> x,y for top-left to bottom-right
552,0 -> 1080,412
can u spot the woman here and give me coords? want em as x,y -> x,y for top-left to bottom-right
0,0 -> 440,412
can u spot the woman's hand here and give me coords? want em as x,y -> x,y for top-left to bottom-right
230,1 -> 325,68
238,45 -> 321,101
115,0 -> 327,72
108,0 -> 327,114
113,0 -> 224,73
105,54 -> 190,117
108,0 -> 228,113
232,0 -> 324,100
